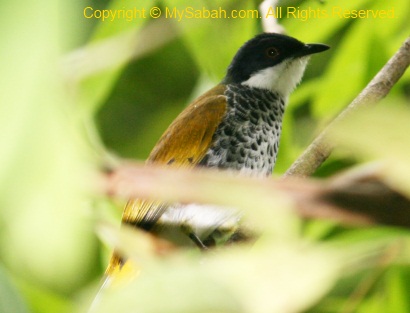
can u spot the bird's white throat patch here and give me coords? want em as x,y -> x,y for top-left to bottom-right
242,57 -> 310,98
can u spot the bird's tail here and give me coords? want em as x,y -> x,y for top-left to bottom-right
89,253 -> 140,312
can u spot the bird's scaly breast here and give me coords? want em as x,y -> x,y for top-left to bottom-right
200,84 -> 285,177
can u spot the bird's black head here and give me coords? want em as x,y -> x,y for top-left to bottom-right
223,33 -> 329,96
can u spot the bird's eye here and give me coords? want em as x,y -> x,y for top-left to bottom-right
266,47 -> 279,59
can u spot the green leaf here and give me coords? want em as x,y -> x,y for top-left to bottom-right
0,266 -> 29,313
384,266 -> 410,313
16,277 -> 72,313
330,106 -> 410,197
88,242 -> 342,313
311,20 -> 371,118
0,0 -> 98,294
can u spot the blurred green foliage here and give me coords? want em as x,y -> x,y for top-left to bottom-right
0,0 -> 410,312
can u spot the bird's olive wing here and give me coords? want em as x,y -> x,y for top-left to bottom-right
148,84 -> 227,166
121,84 -> 227,227
106,85 -> 227,275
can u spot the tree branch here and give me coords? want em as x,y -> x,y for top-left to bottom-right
104,162 -> 410,229
284,36 -> 410,178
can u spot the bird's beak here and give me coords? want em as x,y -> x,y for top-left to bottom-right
294,43 -> 330,58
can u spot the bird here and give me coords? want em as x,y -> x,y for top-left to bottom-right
105,32 -> 329,278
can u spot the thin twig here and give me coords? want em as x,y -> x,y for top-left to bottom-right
284,36 -> 410,178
